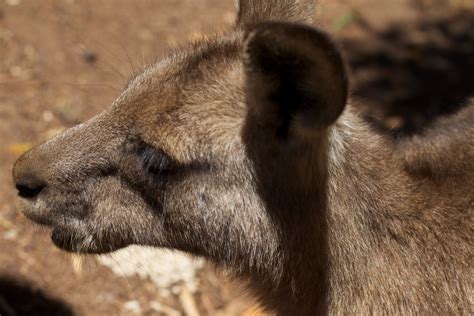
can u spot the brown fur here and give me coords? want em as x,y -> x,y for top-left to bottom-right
12,1 -> 473,314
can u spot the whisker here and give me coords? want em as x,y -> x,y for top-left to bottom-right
61,20 -> 129,83
116,39 -> 137,78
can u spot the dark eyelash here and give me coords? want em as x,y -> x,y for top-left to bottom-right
138,145 -> 177,176
124,137 -> 211,180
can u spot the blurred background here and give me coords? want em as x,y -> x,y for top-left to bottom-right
0,0 -> 473,315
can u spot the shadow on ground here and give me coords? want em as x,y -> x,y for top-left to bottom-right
0,276 -> 74,316
344,9 -> 474,136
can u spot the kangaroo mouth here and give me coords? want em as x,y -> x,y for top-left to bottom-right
17,198 -> 54,227
17,201 -> 104,254
17,189 -> 134,254
23,212 -> 98,253
18,196 -> 88,225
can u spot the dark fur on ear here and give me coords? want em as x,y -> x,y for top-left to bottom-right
236,0 -> 316,28
243,22 -> 348,139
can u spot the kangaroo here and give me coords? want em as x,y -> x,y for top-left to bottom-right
12,0 -> 473,314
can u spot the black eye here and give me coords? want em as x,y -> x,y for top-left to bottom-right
138,145 -> 177,176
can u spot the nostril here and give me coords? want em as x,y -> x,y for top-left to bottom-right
16,178 -> 46,199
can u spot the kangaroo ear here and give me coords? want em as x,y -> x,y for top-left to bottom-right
236,0 -> 315,28
243,22 -> 348,139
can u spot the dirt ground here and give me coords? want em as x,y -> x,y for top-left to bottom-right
1,0 -> 473,315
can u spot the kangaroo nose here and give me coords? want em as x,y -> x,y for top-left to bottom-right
15,176 -> 46,199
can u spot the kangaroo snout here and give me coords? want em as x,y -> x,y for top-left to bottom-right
11,118 -> 107,226
13,151 -> 48,199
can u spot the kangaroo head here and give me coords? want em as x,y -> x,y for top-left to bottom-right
13,0 -> 346,299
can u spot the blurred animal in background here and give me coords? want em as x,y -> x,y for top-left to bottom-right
12,0 -> 473,314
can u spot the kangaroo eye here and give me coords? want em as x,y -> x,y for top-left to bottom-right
135,143 -> 177,176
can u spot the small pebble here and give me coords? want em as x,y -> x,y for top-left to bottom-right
6,0 -> 21,6
42,110 -> 54,122
124,300 -> 142,314
3,229 -> 18,240
81,50 -> 97,64
9,66 -> 30,80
